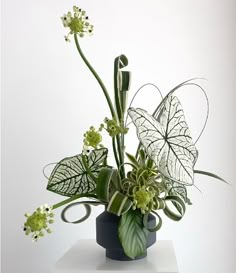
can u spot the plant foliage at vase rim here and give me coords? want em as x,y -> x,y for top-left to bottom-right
23,5 -> 226,259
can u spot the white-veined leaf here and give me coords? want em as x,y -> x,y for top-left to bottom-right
128,95 -> 198,185
165,178 -> 192,214
47,148 -> 108,197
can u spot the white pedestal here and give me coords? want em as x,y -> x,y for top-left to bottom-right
52,239 -> 179,273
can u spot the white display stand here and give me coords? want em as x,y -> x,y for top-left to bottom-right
52,239 -> 179,273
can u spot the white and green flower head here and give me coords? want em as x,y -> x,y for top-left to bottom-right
61,6 -> 94,41
23,204 -> 54,242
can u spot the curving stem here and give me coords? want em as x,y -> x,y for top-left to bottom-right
52,193 -> 97,210
73,34 -> 124,174
74,34 -> 117,119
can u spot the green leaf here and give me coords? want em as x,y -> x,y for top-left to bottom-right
107,191 -> 132,216
165,179 -> 188,200
164,178 -> 192,214
170,185 -> 192,212
163,195 -> 186,221
194,170 -> 228,183
61,202 -> 91,224
114,55 -> 131,119
139,149 -> 146,167
118,210 -> 148,259
47,148 -> 108,197
126,152 -> 140,168
143,211 -> 162,232
110,169 -> 122,192
96,168 -> 122,202
61,201 -> 102,224
96,168 -> 114,202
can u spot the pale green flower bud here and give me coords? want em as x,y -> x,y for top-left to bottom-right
46,228 -> 52,234
39,231 -> 44,237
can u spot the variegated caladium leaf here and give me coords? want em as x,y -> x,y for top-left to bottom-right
128,95 -> 198,185
165,179 -> 192,205
164,178 -> 192,215
47,148 -> 108,197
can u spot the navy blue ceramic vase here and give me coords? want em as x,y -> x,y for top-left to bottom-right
96,210 -> 156,261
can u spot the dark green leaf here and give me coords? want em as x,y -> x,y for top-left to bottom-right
164,178 -> 192,213
143,211 -> 162,232
61,201 -> 102,224
118,210 -> 148,259
194,170 -> 228,183
96,168 -> 114,202
110,169 -> 122,192
139,149 -> 146,167
164,195 -> 186,221
126,152 -> 140,168
114,55 -> 131,119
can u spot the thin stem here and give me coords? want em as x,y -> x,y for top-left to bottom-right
120,117 -> 126,177
74,34 -> 117,119
52,193 -> 97,210
74,34 -> 121,171
112,137 -> 120,169
116,135 -> 125,179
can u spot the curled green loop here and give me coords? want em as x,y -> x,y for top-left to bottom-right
61,201 -> 102,224
164,195 -> 186,221
143,211 -> 162,232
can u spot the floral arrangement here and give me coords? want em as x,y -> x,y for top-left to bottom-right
23,5 -> 225,259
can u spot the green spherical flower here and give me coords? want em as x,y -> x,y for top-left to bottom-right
61,6 -> 94,42
23,204 -> 54,242
69,18 -> 84,33
25,212 -> 47,232
83,127 -> 102,148
133,186 -> 155,214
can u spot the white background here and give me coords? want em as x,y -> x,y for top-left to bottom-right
2,0 -> 236,272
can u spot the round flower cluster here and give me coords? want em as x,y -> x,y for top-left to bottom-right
132,186 -> 155,214
83,126 -> 102,148
82,126 -> 103,156
61,6 -> 94,41
23,204 -> 54,242
101,118 -> 129,137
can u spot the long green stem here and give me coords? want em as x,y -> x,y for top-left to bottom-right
74,34 -> 123,173
112,137 -> 120,169
52,193 -> 97,210
74,34 -> 117,119
120,117 -> 126,178
116,135 -> 125,179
